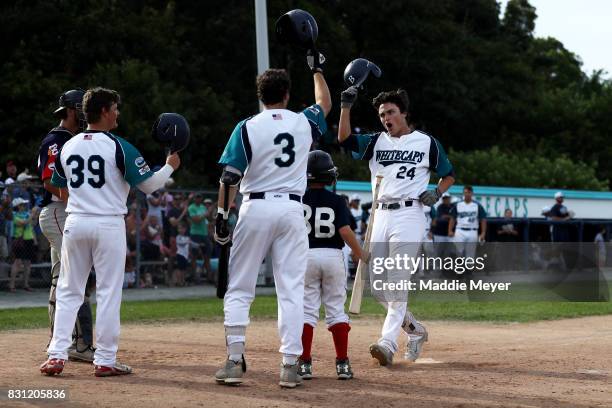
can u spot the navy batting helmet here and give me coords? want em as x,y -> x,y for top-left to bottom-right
307,150 -> 338,185
275,9 -> 318,50
152,113 -> 190,153
344,58 -> 382,89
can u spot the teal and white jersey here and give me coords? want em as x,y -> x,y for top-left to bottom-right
450,200 -> 487,229
219,104 -> 326,196
51,130 -> 153,215
340,130 -> 453,202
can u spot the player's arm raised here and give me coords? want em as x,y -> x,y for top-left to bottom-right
338,86 -> 358,144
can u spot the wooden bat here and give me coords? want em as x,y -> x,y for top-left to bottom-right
349,174 -> 383,314
216,184 -> 231,299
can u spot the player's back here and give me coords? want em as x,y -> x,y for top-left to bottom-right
303,188 -> 350,250
56,130 -> 138,216
240,109 -> 314,195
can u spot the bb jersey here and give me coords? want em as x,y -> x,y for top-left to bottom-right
340,130 -> 453,202
450,200 -> 486,229
51,130 -> 153,215
219,104 -> 327,196
37,127 -> 73,207
303,188 -> 351,249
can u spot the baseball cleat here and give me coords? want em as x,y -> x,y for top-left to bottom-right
40,358 -> 65,376
94,362 -> 133,377
215,356 -> 246,385
279,363 -> 303,388
297,359 -> 312,380
335,358 -> 353,380
369,343 -> 393,366
405,331 -> 428,362
68,344 -> 95,363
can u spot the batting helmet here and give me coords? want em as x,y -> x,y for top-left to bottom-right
307,150 -> 338,185
54,89 -> 86,129
151,113 -> 190,153
344,58 -> 382,89
275,9 -> 318,50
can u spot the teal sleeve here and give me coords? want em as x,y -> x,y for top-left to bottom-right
302,104 -> 328,135
51,169 -> 67,188
115,135 -> 154,187
478,204 -> 487,219
339,133 -> 379,160
432,138 -> 453,177
430,206 -> 437,219
218,120 -> 249,173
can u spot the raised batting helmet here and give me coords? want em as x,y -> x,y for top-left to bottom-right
151,113 -> 190,153
275,9 -> 318,50
344,58 -> 382,89
307,150 -> 338,185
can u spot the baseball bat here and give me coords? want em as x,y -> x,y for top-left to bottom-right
349,174 -> 383,314
216,184 -> 231,299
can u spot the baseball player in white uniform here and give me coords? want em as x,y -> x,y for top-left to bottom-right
40,87 -> 181,377
214,65 -> 331,388
448,185 -> 487,266
338,87 -> 455,366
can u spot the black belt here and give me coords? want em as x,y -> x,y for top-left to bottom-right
249,192 -> 301,202
459,228 -> 478,231
378,200 -> 414,210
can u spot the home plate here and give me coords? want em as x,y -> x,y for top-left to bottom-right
414,358 -> 444,364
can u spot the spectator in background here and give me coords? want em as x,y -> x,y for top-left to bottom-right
348,195 -> 364,241
9,198 -> 35,292
0,193 -> 12,260
595,225 -> 607,270
497,209 -> 519,242
172,222 -> 192,286
188,193 -> 211,283
167,192 -> 188,238
550,192 -> 571,242
4,161 -> 17,185
140,214 -> 162,261
432,192 -> 453,261
146,190 -> 164,224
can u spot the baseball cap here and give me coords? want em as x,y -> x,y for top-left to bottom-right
554,191 -> 564,199
442,192 -> 451,198
53,89 -> 85,116
12,197 -> 29,208
541,206 -> 551,215
204,198 -> 213,204
350,194 -> 361,202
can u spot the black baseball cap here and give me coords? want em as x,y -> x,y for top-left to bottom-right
54,89 -> 85,116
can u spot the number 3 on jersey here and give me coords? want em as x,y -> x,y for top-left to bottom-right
304,204 -> 335,238
274,133 -> 295,167
67,154 -> 106,188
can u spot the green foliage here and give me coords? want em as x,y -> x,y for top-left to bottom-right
1,1 -> 612,188
449,147 -> 609,190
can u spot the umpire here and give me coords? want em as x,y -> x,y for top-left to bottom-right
38,89 -> 95,362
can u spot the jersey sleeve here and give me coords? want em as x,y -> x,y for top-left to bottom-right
50,148 -> 67,188
478,204 -> 487,219
302,104 -> 327,141
218,119 -> 250,173
339,133 -> 379,160
114,135 -> 154,187
430,206 -> 437,219
38,139 -> 60,181
428,136 -> 454,177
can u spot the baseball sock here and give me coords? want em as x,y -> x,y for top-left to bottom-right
300,323 -> 314,362
329,322 -> 351,360
225,326 -> 246,362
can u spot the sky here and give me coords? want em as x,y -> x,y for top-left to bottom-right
499,0 -> 612,77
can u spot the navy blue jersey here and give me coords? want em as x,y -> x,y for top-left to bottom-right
37,127 -> 73,207
303,188 -> 351,249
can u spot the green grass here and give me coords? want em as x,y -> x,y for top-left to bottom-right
1,294 -> 611,331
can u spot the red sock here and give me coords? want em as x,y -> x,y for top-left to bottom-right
300,324 -> 314,362
329,322 -> 351,360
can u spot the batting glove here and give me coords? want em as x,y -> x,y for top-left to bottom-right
307,48 -> 325,74
341,86 -> 359,109
214,213 -> 231,246
419,188 -> 441,206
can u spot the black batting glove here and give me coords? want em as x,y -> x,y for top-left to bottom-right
307,48 -> 325,74
419,188 -> 441,206
214,213 -> 231,246
341,86 -> 359,109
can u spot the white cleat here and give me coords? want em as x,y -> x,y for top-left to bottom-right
405,331 -> 428,361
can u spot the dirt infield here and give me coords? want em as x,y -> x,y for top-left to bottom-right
1,316 -> 611,408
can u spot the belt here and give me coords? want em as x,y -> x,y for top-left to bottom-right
248,192 -> 301,202
377,200 -> 414,210
459,228 -> 478,231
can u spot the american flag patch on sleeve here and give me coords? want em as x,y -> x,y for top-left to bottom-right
272,113 -> 283,120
